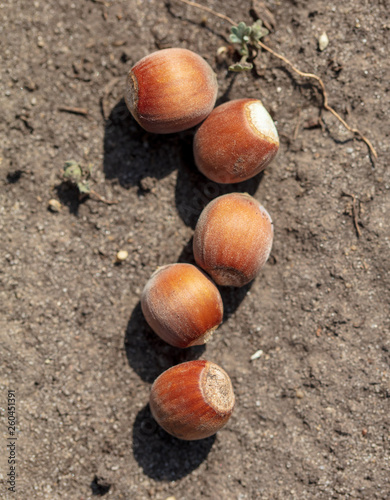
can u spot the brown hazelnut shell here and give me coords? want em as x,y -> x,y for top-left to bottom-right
193,193 -> 273,287
149,360 -> 235,440
125,48 -> 218,134
141,263 -> 223,348
193,98 -> 279,183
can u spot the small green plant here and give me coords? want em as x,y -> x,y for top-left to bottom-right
63,160 -> 93,195
62,160 -> 117,204
228,20 -> 269,72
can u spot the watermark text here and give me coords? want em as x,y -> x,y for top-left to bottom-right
6,390 -> 17,493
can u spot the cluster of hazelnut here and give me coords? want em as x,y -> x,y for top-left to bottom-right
125,48 -> 279,441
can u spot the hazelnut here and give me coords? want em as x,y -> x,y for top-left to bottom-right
141,263 -> 223,348
125,48 -> 218,134
193,193 -> 273,287
150,360 -> 235,440
193,98 -> 279,183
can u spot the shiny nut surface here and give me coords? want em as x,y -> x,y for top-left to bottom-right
194,98 -> 279,183
193,193 -> 273,287
141,263 -> 223,348
125,48 -> 218,134
150,360 -> 235,440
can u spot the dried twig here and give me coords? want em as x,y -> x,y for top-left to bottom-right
256,40 -> 377,159
342,192 -> 362,238
58,106 -> 89,116
174,0 -> 378,160
100,77 -> 121,120
250,0 -> 276,32
174,0 -> 235,25
89,189 -> 118,205
293,109 -> 301,141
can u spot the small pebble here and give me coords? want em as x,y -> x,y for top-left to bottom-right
250,349 -> 263,361
296,389 -> 305,399
116,250 -> 128,263
318,32 -> 329,51
48,199 -> 61,212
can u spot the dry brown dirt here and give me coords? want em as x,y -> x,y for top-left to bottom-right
1,0 -> 389,499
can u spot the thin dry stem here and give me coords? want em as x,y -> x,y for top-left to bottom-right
174,0 -> 235,25
58,106 -> 89,116
90,189 -> 118,205
256,41 -> 377,159
174,0 -> 377,159
293,108 -> 301,141
342,192 -> 362,238
101,77 -> 122,121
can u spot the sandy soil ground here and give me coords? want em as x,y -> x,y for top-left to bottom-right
1,0 -> 389,498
